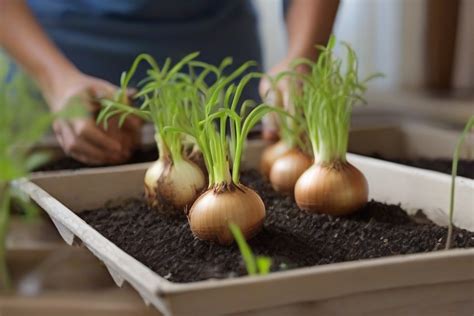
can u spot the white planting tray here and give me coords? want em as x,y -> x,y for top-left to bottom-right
16,148 -> 474,315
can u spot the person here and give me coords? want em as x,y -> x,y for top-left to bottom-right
0,0 -> 339,165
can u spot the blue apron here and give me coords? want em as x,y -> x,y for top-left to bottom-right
25,0 -> 262,99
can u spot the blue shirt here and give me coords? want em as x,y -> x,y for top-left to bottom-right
27,0 -> 262,98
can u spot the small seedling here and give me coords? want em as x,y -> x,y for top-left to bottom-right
445,116 -> 474,250
290,35 -> 382,215
98,53 -> 206,210
229,223 -> 271,276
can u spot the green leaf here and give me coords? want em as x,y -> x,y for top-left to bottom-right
229,223 -> 257,275
445,116 -> 474,250
25,151 -> 52,172
10,187 -> 39,221
256,256 -> 272,275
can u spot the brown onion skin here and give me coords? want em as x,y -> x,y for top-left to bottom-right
187,149 -> 208,180
188,184 -> 265,245
269,149 -> 312,195
260,141 -> 291,179
295,162 -> 368,216
144,158 -> 205,211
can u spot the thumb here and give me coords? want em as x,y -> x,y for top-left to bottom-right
88,78 -> 118,100
264,89 -> 284,108
259,76 -> 273,101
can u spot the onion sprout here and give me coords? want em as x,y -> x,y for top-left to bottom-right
98,53 -> 207,210
168,59 -> 279,188
293,35 -> 381,215
293,35 -> 380,163
98,52 -> 199,161
99,54 -> 281,241
229,223 -> 271,276
162,59 -> 284,244
445,116 -> 474,249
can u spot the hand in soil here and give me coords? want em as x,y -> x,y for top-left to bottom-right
46,72 -> 141,165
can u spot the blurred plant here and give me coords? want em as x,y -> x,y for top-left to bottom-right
0,62 -> 83,290
229,223 -> 271,275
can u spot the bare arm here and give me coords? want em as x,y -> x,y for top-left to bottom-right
0,0 -> 78,104
260,0 -> 340,140
285,0 -> 340,61
0,0 -> 141,164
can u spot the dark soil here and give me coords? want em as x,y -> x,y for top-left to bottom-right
79,170 -> 474,283
367,154 -> 474,179
35,147 -> 158,171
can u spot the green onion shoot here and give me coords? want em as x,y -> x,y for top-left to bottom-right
293,35 -> 381,215
98,53 -> 206,211
445,116 -> 474,250
229,223 -> 271,275
166,59 -> 278,244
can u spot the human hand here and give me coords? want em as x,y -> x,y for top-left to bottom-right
44,71 -> 142,165
259,58 -> 310,141
259,58 -> 293,141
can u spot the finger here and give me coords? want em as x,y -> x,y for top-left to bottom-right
71,130 -> 127,165
262,112 -> 280,139
88,78 -> 118,99
59,121 -> 109,165
126,87 -> 138,98
117,133 -> 135,158
69,150 -> 104,166
106,115 -> 141,152
73,119 -> 126,156
282,88 -> 292,113
87,79 -> 119,113
53,120 -> 67,149
122,116 -> 143,149
258,77 -> 272,101
264,89 -> 285,108
122,114 -> 143,131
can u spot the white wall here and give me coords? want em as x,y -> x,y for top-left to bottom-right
253,0 -> 287,71
454,0 -> 474,90
254,0 -> 473,91
333,0 -> 426,90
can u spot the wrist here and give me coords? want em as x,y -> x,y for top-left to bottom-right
37,63 -> 81,111
287,45 -> 317,61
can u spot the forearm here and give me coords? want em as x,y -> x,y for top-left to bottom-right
286,0 -> 340,59
0,0 -> 77,99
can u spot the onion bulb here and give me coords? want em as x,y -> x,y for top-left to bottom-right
186,146 -> 208,177
295,162 -> 368,216
188,184 -> 265,245
269,149 -> 312,194
260,141 -> 291,178
144,158 -> 205,210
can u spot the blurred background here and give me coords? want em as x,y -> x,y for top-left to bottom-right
257,0 -> 473,93
256,0 -> 473,128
